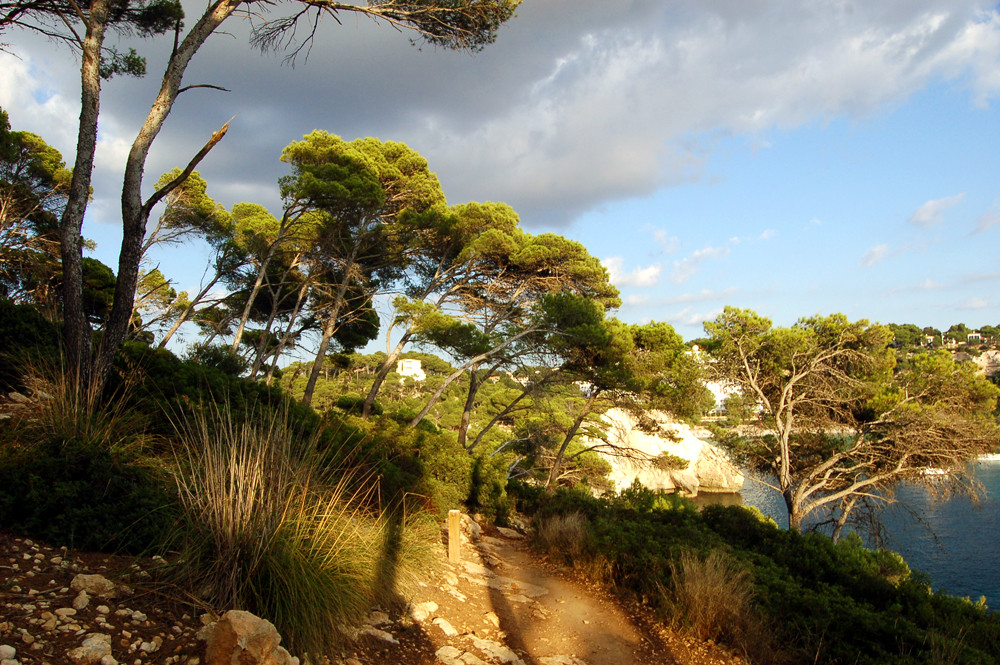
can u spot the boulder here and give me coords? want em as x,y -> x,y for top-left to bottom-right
70,574 -> 116,598
588,408 -> 743,496
199,610 -> 298,665
67,633 -> 112,665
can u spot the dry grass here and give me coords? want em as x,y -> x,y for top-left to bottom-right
533,511 -> 592,562
169,403 -> 431,657
665,548 -> 775,662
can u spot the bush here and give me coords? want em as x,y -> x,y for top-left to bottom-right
534,511 -> 592,563
184,342 -> 249,377
0,360 -> 175,553
665,548 -> 766,652
0,438 -> 175,553
169,404 -> 431,656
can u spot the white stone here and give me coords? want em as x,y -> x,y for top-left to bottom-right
366,610 -> 390,626
469,636 -> 525,665
409,601 -> 438,622
73,591 -> 91,611
0,646 -> 15,660
484,612 -> 500,627
432,617 -> 458,637
435,646 -> 463,665
71,574 -> 116,598
356,626 -> 398,644
67,633 -> 112,665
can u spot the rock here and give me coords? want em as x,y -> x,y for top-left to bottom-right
73,591 -> 91,611
468,636 -> 525,665
7,392 -> 28,403
588,408 -> 744,496
0,646 -> 14,660
67,633 -> 112,665
408,601 -> 438,622
436,646 -> 463,664
199,610 -> 298,665
356,626 -> 398,644
71,574 -> 117,598
460,514 -> 482,541
495,527 -> 523,540
539,658 -> 589,665
484,612 -> 500,627
366,610 -> 390,626
432,618 -> 458,637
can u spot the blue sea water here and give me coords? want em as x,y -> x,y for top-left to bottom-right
704,459 -> 1000,605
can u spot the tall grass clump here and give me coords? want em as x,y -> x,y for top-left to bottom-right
534,511 -> 593,563
170,403 -> 430,657
0,360 -> 174,552
665,548 -> 774,662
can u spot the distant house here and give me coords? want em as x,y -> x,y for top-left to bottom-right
396,358 -> 426,382
924,334 -> 937,347
968,331 -> 983,343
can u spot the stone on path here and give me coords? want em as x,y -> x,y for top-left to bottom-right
199,609 -> 298,665
432,617 -> 459,637
67,633 -> 112,665
469,636 -> 525,665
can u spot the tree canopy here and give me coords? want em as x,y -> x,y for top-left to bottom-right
704,307 -> 1000,534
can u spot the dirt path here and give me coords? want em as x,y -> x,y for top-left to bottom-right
347,519 -> 743,665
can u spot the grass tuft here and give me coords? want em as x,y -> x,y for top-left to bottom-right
169,402 -> 430,657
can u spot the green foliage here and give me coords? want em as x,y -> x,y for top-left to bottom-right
528,488 -> 1000,665
168,404 -> 432,655
0,437 -> 175,553
185,342 -> 249,377
0,359 -> 176,553
0,299 -> 61,391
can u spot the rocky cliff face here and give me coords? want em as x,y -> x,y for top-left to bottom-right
587,408 -> 744,496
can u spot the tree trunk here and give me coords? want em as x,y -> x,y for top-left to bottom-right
94,0 -> 241,387
301,256 -> 357,407
408,327 -> 537,428
545,391 -> 600,489
456,364 -> 481,449
362,328 -> 413,418
157,273 -> 221,348
60,0 -> 111,385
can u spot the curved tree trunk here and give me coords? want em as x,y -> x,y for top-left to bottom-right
95,0 -> 241,387
456,364 -> 481,449
362,328 -> 414,418
545,391 -> 600,489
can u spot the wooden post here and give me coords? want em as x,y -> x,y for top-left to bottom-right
448,509 -> 461,563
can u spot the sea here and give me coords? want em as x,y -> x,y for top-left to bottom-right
695,457 -> 1000,605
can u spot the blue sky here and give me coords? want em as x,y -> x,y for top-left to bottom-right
1,1 -> 998,344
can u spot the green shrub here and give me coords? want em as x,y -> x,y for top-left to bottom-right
0,438 -> 175,553
169,404 -> 431,656
0,359 -> 175,552
185,342 -> 249,377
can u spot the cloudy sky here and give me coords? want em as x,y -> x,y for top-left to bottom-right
2,0 -> 999,342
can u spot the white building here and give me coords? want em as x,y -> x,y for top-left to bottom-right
396,358 -> 426,382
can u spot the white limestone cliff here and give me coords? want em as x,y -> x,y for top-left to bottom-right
587,408 -> 744,496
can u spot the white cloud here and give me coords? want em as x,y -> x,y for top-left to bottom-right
652,229 -> 679,254
887,278 -> 945,294
670,245 -> 730,283
861,244 -> 890,267
958,296 -> 990,310
909,193 -> 965,227
662,288 -> 738,305
603,257 -> 663,287
973,205 -> 1000,233
665,306 -> 723,328
758,229 -> 778,241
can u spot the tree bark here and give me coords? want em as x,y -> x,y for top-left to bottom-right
456,363 -> 481,449
60,0 -> 111,385
362,328 -> 413,418
545,390 -> 600,489
94,1 -> 241,386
